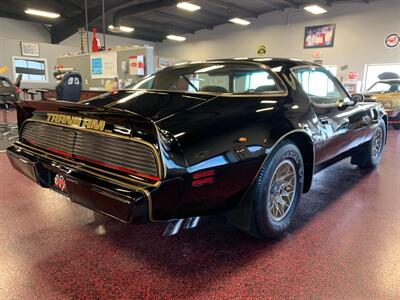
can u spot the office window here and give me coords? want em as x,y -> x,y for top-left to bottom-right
324,65 -> 338,76
364,64 -> 400,90
13,57 -> 48,82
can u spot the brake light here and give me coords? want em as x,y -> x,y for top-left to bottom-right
192,169 -> 215,187
193,169 -> 215,180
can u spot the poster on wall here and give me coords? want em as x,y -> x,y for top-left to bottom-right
129,55 -> 145,76
158,58 -> 170,68
304,24 -> 336,49
21,42 -> 40,57
90,52 -> 118,79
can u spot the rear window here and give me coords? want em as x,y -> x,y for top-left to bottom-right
131,63 -> 285,94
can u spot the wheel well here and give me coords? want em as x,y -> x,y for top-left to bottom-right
286,132 -> 314,193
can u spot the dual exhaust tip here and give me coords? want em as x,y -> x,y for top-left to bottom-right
163,217 -> 201,236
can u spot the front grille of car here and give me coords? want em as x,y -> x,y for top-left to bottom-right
21,122 -> 160,180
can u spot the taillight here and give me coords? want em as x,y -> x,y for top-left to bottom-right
192,169 -> 215,187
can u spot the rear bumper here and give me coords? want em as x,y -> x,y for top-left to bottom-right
7,143 -> 153,223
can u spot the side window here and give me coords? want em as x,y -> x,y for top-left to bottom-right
292,67 -> 349,105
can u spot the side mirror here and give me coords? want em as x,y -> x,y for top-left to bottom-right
351,93 -> 364,104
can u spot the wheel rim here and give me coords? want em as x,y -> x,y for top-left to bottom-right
267,159 -> 297,222
372,127 -> 383,159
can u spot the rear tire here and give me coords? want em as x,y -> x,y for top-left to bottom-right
248,141 -> 304,239
352,119 -> 386,168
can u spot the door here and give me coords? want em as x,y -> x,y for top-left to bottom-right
292,66 -> 370,164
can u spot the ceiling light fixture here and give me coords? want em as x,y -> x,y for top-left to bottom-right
304,4 -> 327,14
177,2 -> 201,12
25,8 -> 60,19
119,26 -> 134,33
166,35 -> 187,42
108,25 -> 135,33
229,18 -> 251,26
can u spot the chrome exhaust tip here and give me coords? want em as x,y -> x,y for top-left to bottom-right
163,217 -> 201,236
163,219 -> 184,236
184,216 -> 200,230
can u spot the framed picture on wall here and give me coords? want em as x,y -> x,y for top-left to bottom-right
304,24 -> 336,48
158,58 -> 171,68
21,41 -> 40,57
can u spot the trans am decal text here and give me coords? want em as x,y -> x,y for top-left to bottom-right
46,113 -> 106,131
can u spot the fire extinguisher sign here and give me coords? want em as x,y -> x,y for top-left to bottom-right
129,55 -> 145,76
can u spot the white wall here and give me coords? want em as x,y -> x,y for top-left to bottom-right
0,17 -> 50,43
0,37 -> 80,89
156,0 -> 400,87
0,17 -> 155,89
0,17 -> 79,89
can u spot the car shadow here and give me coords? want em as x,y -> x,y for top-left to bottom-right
33,159 -> 374,298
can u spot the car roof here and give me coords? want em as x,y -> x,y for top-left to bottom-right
173,57 -> 319,69
375,79 -> 400,83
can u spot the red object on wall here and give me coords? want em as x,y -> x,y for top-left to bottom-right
91,28 -> 99,52
348,71 -> 358,81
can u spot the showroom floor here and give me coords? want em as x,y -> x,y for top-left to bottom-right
0,131 -> 399,299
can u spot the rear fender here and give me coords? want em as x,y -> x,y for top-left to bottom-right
226,129 -> 314,231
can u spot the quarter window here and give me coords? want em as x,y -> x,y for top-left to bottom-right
292,67 -> 349,105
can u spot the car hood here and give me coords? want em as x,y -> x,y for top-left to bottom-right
364,91 -> 400,101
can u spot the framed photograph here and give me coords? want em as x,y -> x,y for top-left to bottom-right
158,58 -> 171,68
304,24 -> 336,49
21,42 -> 40,57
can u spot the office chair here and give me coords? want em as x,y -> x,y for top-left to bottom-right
56,72 -> 82,102
0,76 -> 20,139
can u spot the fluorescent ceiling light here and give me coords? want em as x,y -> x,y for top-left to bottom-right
177,2 -> 201,12
120,26 -> 134,32
108,25 -> 134,33
25,8 -> 60,19
229,18 -> 251,26
234,57 -> 248,60
304,5 -> 327,14
166,35 -> 187,42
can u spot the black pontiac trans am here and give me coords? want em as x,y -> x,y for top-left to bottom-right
7,58 -> 387,239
